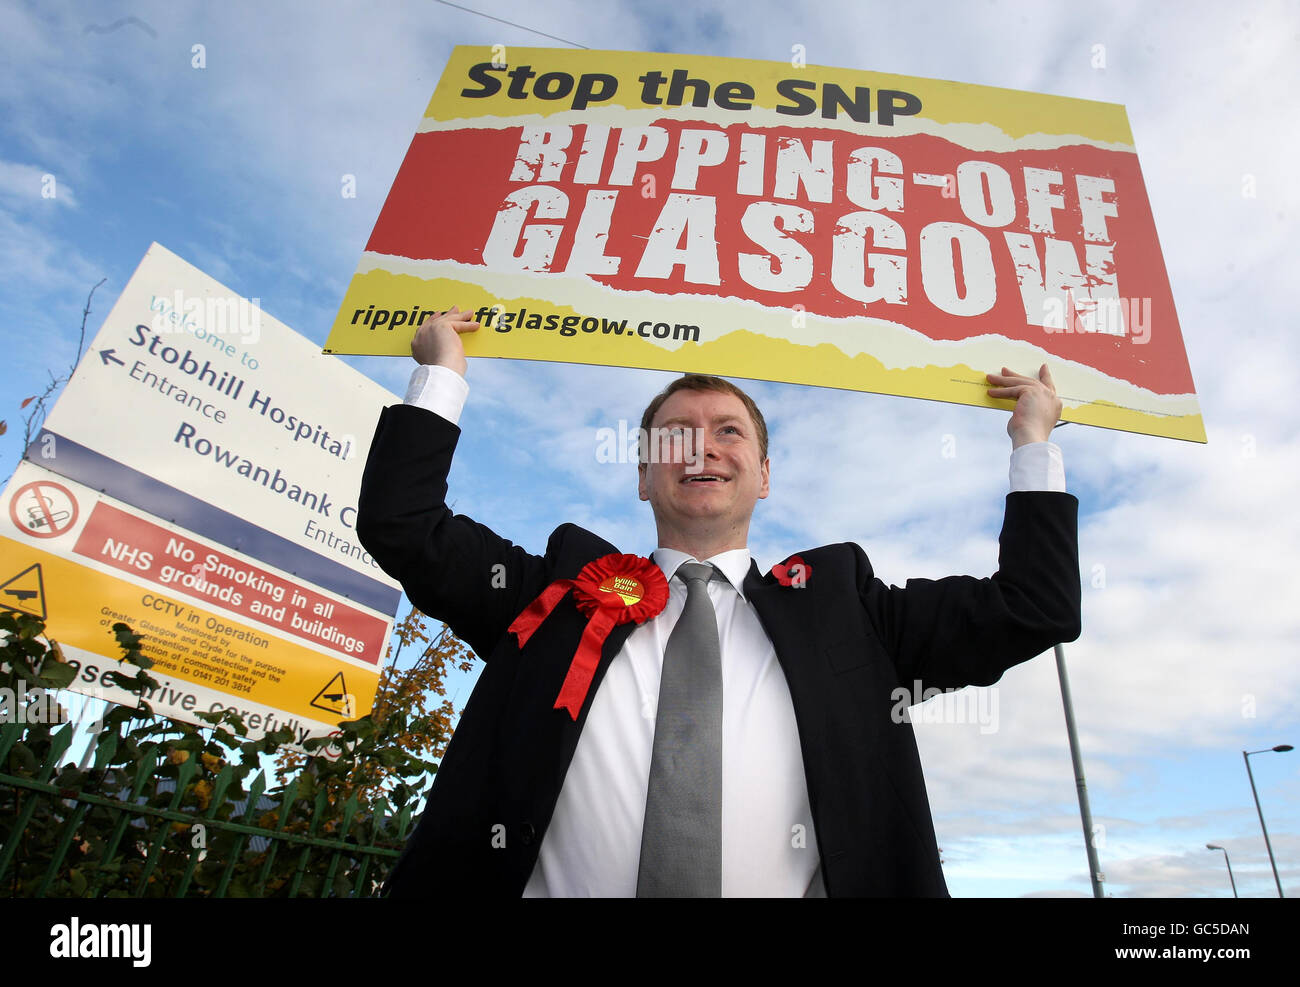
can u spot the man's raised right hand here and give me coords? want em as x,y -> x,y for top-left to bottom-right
411,305 -> 481,377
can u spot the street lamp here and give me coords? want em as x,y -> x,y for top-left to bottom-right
1055,644 -> 1104,898
1242,744 -> 1293,898
1206,843 -> 1238,898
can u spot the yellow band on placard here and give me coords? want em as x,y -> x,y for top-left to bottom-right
0,535 -> 378,724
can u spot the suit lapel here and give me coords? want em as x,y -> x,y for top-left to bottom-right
743,560 -> 827,756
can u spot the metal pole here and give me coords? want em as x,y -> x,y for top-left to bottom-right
75,693 -> 115,772
1054,643 -> 1103,898
1242,750 -> 1285,897
1207,844 -> 1238,898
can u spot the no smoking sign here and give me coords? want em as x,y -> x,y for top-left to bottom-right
9,480 -> 79,539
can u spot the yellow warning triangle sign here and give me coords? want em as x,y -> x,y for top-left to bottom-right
0,563 -> 46,620
310,671 -> 352,717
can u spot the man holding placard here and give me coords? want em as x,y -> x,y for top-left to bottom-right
357,306 -> 1080,897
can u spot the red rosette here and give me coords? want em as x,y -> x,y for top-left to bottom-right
508,553 -> 668,720
771,554 -> 812,588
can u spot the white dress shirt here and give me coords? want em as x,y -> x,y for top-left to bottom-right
403,364 -> 1066,896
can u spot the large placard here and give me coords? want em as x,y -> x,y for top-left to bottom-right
326,46 -> 1202,442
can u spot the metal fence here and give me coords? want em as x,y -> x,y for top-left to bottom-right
0,718 -> 414,898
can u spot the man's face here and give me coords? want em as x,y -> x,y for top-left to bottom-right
637,389 -> 770,536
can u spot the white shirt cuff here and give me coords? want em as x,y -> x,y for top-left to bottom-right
404,364 -> 469,425
1009,441 -> 1066,492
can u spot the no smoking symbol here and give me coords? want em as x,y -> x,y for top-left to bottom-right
9,480 -> 79,539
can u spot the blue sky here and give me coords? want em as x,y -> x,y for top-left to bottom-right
1,0 -> 1297,897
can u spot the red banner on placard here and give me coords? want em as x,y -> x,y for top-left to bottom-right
369,125 -> 1186,395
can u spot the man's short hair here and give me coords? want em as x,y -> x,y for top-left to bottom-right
639,374 -> 769,462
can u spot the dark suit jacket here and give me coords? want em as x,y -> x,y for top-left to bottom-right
357,403 -> 1081,897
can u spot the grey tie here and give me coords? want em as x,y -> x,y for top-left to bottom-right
637,561 -> 723,897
